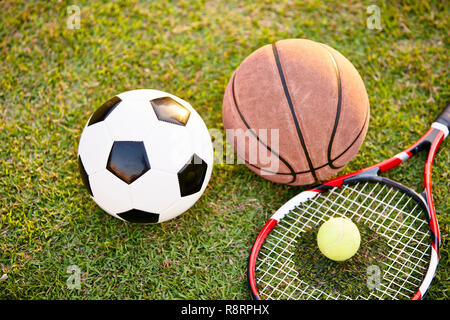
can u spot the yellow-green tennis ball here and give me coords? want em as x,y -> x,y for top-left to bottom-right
317,217 -> 361,262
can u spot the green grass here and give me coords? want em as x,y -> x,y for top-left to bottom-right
0,0 -> 448,299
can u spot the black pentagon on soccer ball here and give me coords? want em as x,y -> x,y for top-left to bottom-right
107,141 -> 150,184
88,96 -> 121,126
77,155 -> 93,196
117,209 -> 159,224
151,96 -> 190,126
177,154 -> 208,197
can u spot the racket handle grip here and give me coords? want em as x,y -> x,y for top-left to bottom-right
435,103 -> 450,129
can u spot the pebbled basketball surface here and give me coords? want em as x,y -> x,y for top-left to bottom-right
223,39 -> 370,185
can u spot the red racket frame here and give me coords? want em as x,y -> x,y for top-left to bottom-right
248,109 -> 449,300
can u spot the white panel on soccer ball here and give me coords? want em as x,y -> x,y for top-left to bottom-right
104,99 -> 157,141
159,193 -> 203,223
77,122 -> 113,175
89,169 -> 132,215
143,124 -> 195,173
186,117 -> 214,168
129,169 -> 180,214
184,113 -> 214,192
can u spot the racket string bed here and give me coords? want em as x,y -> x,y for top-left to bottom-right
325,184 -> 430,284
254,181 -> 431,300
251,105 -> 448,300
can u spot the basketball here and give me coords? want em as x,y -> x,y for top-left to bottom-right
222,39 -> 370,185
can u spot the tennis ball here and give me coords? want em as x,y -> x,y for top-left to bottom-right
317,217 -> 361,262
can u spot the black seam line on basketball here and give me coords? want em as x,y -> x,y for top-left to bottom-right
246,109 -> 368,175
323,47 -> 343,170
271,43 -> 318,183
230,72 -> 297,183
248,108 -> 369,175
247,110 -> 369,175
330,107 -> 369,163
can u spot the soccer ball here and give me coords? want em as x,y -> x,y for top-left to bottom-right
77,89 -> 213,223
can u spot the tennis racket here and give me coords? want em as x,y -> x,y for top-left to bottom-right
248,104 -> 449,300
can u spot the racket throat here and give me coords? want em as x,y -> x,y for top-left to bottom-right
342,168 -> 380,183
419,189 -> 429,205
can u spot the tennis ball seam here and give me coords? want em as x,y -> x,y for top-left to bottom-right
323,219 -> 344,251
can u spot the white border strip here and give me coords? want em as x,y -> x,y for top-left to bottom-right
418,247 -> 439,298
431,122 -> 449,138
272,190 -> 320,221
394,151 -> 410,162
